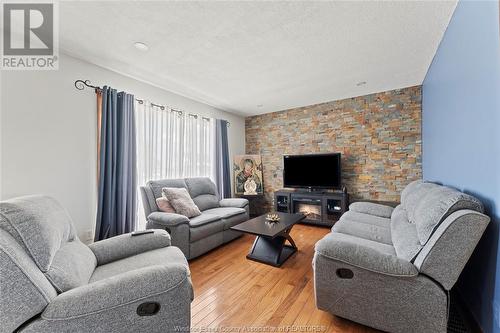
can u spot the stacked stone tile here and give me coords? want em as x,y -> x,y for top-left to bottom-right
245,86 -> 422,214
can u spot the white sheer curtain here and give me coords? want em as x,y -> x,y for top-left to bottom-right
182,113 -> 215,178
135,100 -> 216,229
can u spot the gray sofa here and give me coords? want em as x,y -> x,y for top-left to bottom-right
0,195 -> 192,333
140,177 -> 249,260
313,180 -> 490,333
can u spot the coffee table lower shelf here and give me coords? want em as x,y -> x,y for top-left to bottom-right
246,234 -> 297,267
230,212 -> 305,268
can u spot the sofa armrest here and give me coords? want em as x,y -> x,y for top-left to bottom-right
41,264 -> 190,320
349,201 -> 394,218
315,233 -> 418,277
88,229 -> 171,265
219,198 -> 249,208
147,212 -> 190,227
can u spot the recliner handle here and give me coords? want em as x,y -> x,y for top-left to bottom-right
336,268 -> 354,279
137,302 -> 161,316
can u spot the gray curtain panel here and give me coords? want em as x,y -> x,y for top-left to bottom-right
95,87 -> 137,241
215,119 -> 231,199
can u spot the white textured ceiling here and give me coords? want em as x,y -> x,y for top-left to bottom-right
60,1 -> 456,116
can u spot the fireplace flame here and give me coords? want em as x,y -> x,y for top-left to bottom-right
297,203 -> 321,220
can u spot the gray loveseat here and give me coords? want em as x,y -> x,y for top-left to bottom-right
313,180 -> 490,333
140,177 -> 249,260
0,195 -> 192,333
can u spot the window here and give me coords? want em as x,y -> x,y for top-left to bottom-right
135,101 -> 215,228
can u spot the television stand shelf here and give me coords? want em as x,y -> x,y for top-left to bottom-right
274,189 -> 349,227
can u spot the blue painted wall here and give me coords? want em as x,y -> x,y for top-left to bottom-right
422,1 -> 500,332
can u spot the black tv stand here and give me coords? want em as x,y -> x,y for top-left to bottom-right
302,188 -> 326,193
274,188 -> 349,227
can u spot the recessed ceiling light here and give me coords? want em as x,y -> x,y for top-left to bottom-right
133,42 -> 149,51
257,104 -> 264,108
356,81 -> 367,86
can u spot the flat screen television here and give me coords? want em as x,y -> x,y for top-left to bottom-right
283,153 -> 341,189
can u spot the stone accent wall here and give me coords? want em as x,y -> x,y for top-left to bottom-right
245,86 -> 422,214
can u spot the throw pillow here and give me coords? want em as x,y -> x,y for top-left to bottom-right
156,196 -> 176,213
162,187 -> 202,218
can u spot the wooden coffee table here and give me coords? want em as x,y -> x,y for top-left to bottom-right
230,212 -> 305,267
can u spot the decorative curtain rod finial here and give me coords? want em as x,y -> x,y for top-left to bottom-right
74,79 -> 101,92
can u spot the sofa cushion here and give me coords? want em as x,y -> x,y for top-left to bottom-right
0,196 -> 75,270
193,194 -> 220,212
413,186 -> 484,245
148,178 -> 187,199
0,196 -> 96,292
333,212 -> 392,245
162,187 -> 202,218
201,207 -> 247,230
203,207 -> 246,219
45,240 -> 97,292
189,213 -> 221,227
315,232 -> 417,276
89,246 -> 188,283
390,205 -> 422,261
400,180 -> 424,205
219,198 -> 249,208
349,202 -> 394,218
189,217 -> 224,242
185,177 -> 220,211
339,211 -> 391,228
402,181 -> 439,223
221,213 -> 248,230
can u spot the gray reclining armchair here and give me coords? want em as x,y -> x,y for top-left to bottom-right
0,195 -> 192,333
140,177 -> 249,259
313,180 -> 490,333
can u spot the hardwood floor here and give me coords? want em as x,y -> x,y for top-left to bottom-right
189,224 -> 381,333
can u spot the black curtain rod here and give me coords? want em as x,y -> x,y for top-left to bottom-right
74,79 -> 228,125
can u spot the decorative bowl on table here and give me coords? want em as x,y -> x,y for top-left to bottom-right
265,213 -> 280,223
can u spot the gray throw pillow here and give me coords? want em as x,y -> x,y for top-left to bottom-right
162,187 -> 202,218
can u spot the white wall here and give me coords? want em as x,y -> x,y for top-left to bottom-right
0,53 -> 245,242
